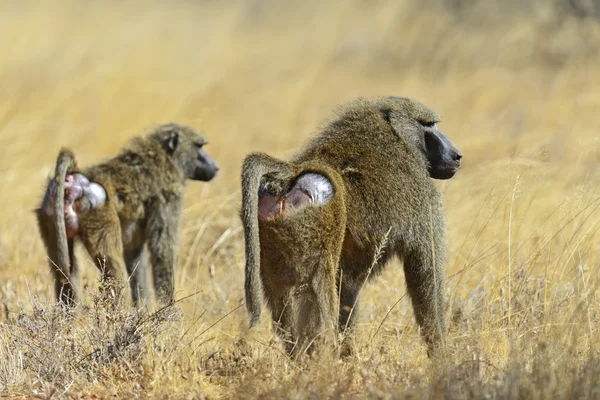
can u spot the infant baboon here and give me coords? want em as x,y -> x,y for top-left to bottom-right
241,96 -> 461,356
37,123 -> 219,307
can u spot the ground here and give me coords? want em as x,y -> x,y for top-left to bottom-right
0,1 -> 599,398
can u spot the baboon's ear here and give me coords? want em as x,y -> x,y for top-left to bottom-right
163,130 -> 179,154
379,106 -> 392,124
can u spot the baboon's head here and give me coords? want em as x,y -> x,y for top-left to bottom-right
376,97 -> 462,179
153,123 -> 219,181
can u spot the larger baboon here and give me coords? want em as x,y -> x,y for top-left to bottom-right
241,96 -> 461,356
37,123 -> 218,307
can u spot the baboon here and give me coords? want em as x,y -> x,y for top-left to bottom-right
241,96 -> 461,356
36,123 -> 219,307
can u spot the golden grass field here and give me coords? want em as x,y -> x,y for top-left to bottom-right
1,0 -> 599,398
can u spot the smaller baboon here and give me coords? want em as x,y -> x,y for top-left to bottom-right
37,123 -> 219,307
241,96 -> 461,356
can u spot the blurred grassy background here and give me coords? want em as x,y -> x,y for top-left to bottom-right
0,0 -> 599,398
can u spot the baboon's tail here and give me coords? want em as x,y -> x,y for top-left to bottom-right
53,148 -> 77,282
241,153 -> 293,327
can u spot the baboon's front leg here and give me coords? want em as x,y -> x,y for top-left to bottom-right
124,246 -> 148,307
146,196 -> 182,305
403,247 -> 446,356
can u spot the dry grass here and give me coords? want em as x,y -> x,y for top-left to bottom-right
0,0 -> 599,398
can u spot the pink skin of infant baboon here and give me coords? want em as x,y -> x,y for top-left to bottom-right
41,173 -> 106,238
257,173 -> 334,219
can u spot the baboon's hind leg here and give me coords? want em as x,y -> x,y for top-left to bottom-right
36,211 -> 78,306
79,206 -> 126,297
295,264 -> 339,355
337,278 -> 361,356
266,290 -> 296,355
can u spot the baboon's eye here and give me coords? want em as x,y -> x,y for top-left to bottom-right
419,120 -> 436,128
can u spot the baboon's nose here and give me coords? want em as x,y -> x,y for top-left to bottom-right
453,151 -> 462,161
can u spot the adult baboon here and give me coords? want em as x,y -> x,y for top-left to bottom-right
37,123 -> 219,307
241,96 -> 461,356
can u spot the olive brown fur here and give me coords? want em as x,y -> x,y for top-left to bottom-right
242,154 -> 347,354
36,123 -> 219,307
241,96 -> 461,356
